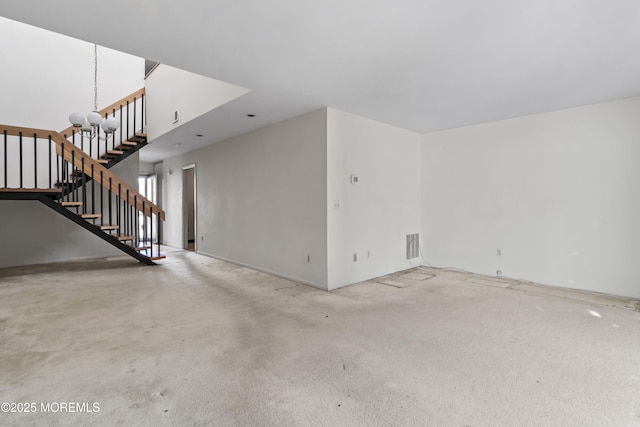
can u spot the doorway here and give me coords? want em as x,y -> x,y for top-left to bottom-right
138,174 -> 158,245
182,165 -> 196,251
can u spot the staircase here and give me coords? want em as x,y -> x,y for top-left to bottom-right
0,88 -> 165,265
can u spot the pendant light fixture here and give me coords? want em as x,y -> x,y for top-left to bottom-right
68,44 -> 120,139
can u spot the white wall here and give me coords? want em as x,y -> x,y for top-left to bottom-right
145,64 -> 249,141
162,110 -> 328,289
327,108 -> 422,290
422,97 -> 640,298
0,16 -> 143,131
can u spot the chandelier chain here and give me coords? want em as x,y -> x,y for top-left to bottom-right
68,43 -> 118,136
94,44 -> 98,112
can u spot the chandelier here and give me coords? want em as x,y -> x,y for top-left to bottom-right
68,44 -> 120,139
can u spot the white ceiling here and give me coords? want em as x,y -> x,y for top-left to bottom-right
2,1 -> 640,162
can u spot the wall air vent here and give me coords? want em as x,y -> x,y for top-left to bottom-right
406,233 -> 419,260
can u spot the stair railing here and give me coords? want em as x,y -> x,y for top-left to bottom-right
1,124 -> 164,261
0,125 -> 60,194
59,88 -> 146,163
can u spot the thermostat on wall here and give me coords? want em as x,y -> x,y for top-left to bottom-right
350,174 -> 359,184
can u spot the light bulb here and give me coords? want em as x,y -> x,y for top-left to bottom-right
104,116 -> 120,132
69,112 -> 85,127
87,111 -> 103,127
81,119 -> 92,133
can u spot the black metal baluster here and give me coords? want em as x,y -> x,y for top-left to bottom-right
126,101 -> 130,140
108,177 -> 112,227
123,187 -> 127,236
125,189 -> 130,237
48,135 -> 52,189
57,142 -> 61,196
142,201 -> 147,248
130,198 -> 134,238
156,214 -> 160,258
134,195 -> 138,247
3,131 -> 7,188
131,198 -> 135,238
91,164 -> 95,214
112,109 -> 117,151
103,112 -> 108,151
100,171 -> 104,226
33,134 -> 37,189
141,93 -> 145,130
81,157 -> 86,214
133,97 -> 137,135
117,183 -> 122,235
104,126 -> 108,161
150,210 -> 154,256
19,132 -> 23,188
119,107 -> 123,145
71,149 -> 76,202
61,142 -> 66,202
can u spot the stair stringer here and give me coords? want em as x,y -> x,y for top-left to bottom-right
38,195 -> 156,265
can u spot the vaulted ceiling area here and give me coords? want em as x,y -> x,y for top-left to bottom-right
2,0 -> 640,156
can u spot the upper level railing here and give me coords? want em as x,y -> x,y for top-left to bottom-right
58,88 -> 146,162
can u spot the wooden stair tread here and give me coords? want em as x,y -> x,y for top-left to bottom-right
80,213 -> 101,219
97,159 -> 109,164
121,140 -> 138,146
98,225 -> 118,231
136,248 -> 165,259
133,246 -> 152,251
114,144 -> 133,151
61,201 -> 83,207
107,149 -> 124,155
127,134 -> 147,143
116,235 -> 135,241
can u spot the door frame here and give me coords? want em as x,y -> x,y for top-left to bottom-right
182,164 -> 197,251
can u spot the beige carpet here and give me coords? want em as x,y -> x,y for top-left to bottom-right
1,248 -> 639,426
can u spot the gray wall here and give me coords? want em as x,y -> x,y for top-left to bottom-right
162,110 -> 328,289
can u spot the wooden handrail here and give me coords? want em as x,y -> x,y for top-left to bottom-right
1,124 -> 58,139
52,133 -> 164,220
0,124 -> 164,220
59,87 -> 146,138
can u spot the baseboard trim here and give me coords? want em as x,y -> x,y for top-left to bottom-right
196,250 -> 328,291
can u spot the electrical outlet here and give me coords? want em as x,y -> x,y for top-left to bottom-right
496,270 -> 502,277
353,253 -> 357,262
307,254 -> 311,263
497,248 -> 501,256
